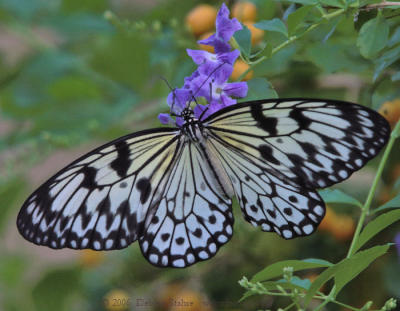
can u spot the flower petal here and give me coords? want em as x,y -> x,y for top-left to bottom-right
216,3 -> 242,42
158,113 -> 174,125
223,81 -> 248,98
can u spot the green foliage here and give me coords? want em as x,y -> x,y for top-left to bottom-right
255,18 -> 289,37
32,267 -> 82,311
234,25 -> 252,58
354,209 -> 400,252
319,188 -> 363,208
246,78 -> 278,100
251,258 -> 332,282
357,12 -> 390,59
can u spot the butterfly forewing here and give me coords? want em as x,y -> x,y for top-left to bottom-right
204,99 -> 390,237
17,128 -> 180,251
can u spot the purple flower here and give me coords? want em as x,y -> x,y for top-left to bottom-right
159,3 -> 248,126
395,233 -> 400,259
198,3 -> 242,54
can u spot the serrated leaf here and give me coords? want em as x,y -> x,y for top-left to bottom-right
251,258 -> 332,282
287,5 -> 313,35
254,18 -> 288,37
353,209 -> 400,252
246,78 -> 277,101
334,244 -> 390,292
305,245 -> 389,305
357,13 -> 389,59
234,26 -> 252,58
319,189 -> 362,207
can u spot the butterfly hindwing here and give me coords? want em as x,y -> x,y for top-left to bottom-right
204,99 -> 390,238
139,140 -> 233,268
206,134 -> 325,238
17,128 -> 180,250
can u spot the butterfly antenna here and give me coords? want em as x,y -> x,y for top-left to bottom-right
199,105 -> 210,120
192,61 -> 227,98
159,76 -> 179,116
170,90 -> 179,117
159,75 -> 174,91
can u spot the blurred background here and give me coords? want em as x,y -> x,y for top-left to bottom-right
0,0 -> 400,310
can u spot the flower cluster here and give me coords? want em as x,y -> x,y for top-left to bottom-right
159,3 -> 248,126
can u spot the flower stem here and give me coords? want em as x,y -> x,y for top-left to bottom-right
235,8 -> 345,82
346,119 -> 400,258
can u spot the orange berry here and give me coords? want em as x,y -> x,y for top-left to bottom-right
305,273 -> 325,292
232,1 -> 257,22
243,22 -> 264,45
186,4 -> 217,37
391,163 -> 400,182
79,249 -> 104,268
103,289 -> 130,311
198,31 -> 215,53
378,185 -> 392,205
319,206 -> 336,231
378,99 -> 400,128
330,215 -> 355,241
231,60 -> 253,81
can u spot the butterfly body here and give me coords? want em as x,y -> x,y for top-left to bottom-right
17,99 -> 390,268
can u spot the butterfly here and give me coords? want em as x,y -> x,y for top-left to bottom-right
17,98 -> 390,268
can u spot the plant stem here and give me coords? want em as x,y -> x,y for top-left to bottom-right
235,8 -> 345,81
346,119 -> 400,258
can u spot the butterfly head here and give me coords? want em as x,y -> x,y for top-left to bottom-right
181,107 -> 196,123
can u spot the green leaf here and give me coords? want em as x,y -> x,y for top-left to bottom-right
32,267 -> 82,311
357,13 -> 390,59
305,245 -> 389,305
265,276 -> 312,290
246,78 -> 278,101
240,277 -> 312,302
0,177 -> 26,233
251,258 -> 332,282
285,0 -> 318,4
0,255 -> 26,288
373,193 -> 400,214
318,189 -> 362,207
304,264 -> 340,304
254,18 -> 288,37
334,244 -> 390,292
234,26 -> 252,58
287,5 -> 313,36
373,45 -> 400,81
392,71 -> 400,81
318,0 -> 345,7
353,209 -> 400,252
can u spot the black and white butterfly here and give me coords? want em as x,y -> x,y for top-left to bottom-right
17,98 -> 390,268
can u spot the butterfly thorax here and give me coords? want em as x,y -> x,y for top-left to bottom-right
181,107 -> 204,142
